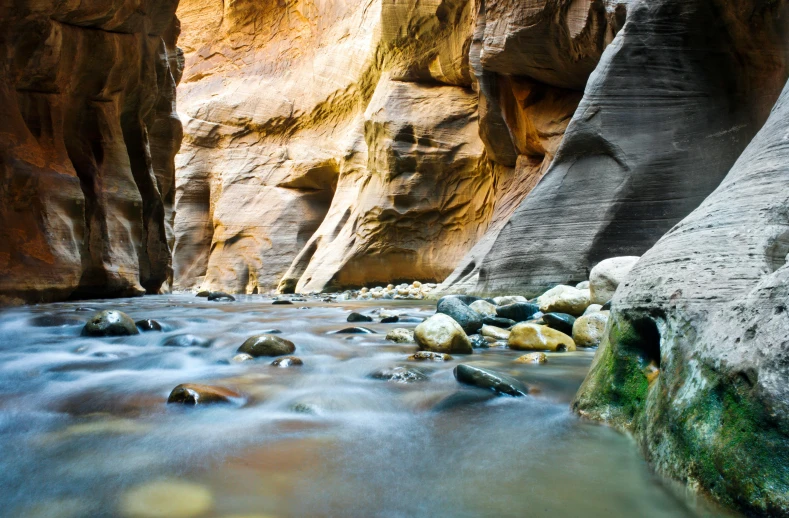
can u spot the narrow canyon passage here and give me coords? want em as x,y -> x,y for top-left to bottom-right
0,295 -> 728,517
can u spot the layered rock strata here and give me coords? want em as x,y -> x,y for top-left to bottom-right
574,78 -> 789,516
0,0 -> 183,303
173,0 -> 626,294
444,0 -> 789,296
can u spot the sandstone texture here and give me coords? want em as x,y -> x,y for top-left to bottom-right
0,0 -> 183,303
443,0 -> 789,296
173,0 -> 625,294
574,79 -> 789,516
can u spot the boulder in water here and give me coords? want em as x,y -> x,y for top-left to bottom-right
508,323 -> 576,352
207,291 -> 235,301
537,285 -> 590,316
347,312 -> 373,323
542,313 -> 576,335
82,311 -> 139,337
167,384 -> 241,405
414,314 -> 473,354
495,302 -> 540,322
370,366 -> 428,383
238,335 -> 296,357
453,364 -> 528,397
385,328 -> 414,343
572,312 -> 609,347
468,334 -> 489,349
407,351 -> 452,362
482,316 -> 516,328
436,296 -> 483,334
514,353 -> 548,364
469,299 -> 498,317
480,325 -> 510,341
135,319 -> 162,332
381,315 -> 400,324
333,327 -> 376,334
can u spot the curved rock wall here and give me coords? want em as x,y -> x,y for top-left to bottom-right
443,0 -> 789,296
574,77 -> 789,516
173,0 -> 624,294
0,0 -> 182,304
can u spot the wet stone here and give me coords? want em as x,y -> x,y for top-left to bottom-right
514,352 -> 548,364
468,334 -> 489,349
407,351 -> 452,362
196,291 -> 210,297
272,300 -> 293,305
271,356 -> 303,367
542,313 -> 576,336
82,310 -> 139,337
453,364 -> 529,397
436,296 -> 483,334
370,366 -> 428,383
231,353 -> 254,363
167,384 -> 241,405
135,319 -> 163,332
238,335 -> 296,357
333,327 -> 376,334
162,334 -> 212,348
381,315 -> 400,324
386,328 -> 414,343
347,312 -> 373,323
482,316 -> 516,328
207,291 -> 235,301
495,302 -> 540,322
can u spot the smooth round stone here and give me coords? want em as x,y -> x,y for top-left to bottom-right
537,285 -> 591,316
207,291 -> 235,301
407,351 -> 452,362
167,384 -> 241,405
542,313 -> 576,335
453,364 -> 529,397
135,319 -> 163,332
381,315 -> 400,324
272,300 -> 293,305
332,327 -> 376,334
162,334 -> 211,348
482,316 -> 517,328
370,366 -> 428,383
572,312 -> 609,347
118,480 -> 214,518
238,335 -> 296,357
508,323 -> 576,352
492,295 -> 528,306
514,352 -> 548,364
414,314 -> 473,354
583,304 -> 603,315
385,328 -> 414,343
495,302 -> 540,322
271,356 -> 303,367
589,256 -> 640,304
480,324 -> 510,341
436,296 -> 483,334
231,353 -> 254,363
347,312 -> 373,323
576,281 -> 591,290
82,310 -> 139,337
468,299 -> 498,317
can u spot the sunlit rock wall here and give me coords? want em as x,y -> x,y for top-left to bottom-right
173,0 -> 625,293
0,0 -> 183,304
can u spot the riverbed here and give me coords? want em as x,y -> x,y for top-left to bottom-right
0,295 -> 731,517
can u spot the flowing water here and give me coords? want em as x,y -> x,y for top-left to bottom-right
0,295 -> 732,518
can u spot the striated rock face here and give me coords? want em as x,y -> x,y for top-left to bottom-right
574,79 -> 789,516
0,0 -> 183,303
173,0 -> 624,294
444,0 -> 789,296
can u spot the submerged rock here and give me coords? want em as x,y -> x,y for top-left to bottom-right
347,312 -> 373,323
370,366 -> 428,383
272,300 -> 293,305
432,390 -> 497,412
537,285 -> 590,316
468,334 -> 489,349
436,296 -> 483,334
82,311 -> 139,337
453,364 -> 528,397
414,314 -> 473,354
589,256 -> 640,305
495,302 -> 540,322
271,356 -> 303,367
135,319 -> 163,332
385,328 -> 414,343
572,312 -> 609,347
238,335 -> 296,357
514,353 -> 548,364
542,313 -> 576,336
407,351 -> 452,362
333,327 -> 376,334
167,384 -> 241,405
381,315 -> 400,324
508,323 -> 576,352
119,479 -> 214,518
207,291 -> 235,301
231,353 -> 254,363
162,334 -> 212,348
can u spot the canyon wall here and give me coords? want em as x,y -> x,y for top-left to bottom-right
173,0 -> 626,294
574,77 -> 789,517
0,0 -> 183,303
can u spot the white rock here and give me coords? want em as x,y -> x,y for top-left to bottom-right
537,285 -> 591,316
414,314 -> 472,354
480,324 -> 510,340
583,304 -> 603,315
572,311 -> 609,347
589,256 -> 640,304
576,281 -> 590,289
412,281 -> 422,288
493,295 -> 528,305
469,299 -> 498,317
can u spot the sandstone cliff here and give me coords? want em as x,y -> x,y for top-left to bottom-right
443,0 -> 789,296
574,77 -> 789,517
0,0 -> 183,303
173,0 -> 625,294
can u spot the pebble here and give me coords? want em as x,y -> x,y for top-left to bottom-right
271,356 -> 303,367
542,313 -> 576,335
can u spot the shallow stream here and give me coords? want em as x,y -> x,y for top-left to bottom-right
0,295 -> 731,517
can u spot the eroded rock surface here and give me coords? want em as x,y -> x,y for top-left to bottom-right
574,78 -> 789,517
0,0 -> 183,303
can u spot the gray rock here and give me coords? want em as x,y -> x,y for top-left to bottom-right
542,313 -> 576,336
453,364 -> 528,397
207,291 -> 235,301
238,335 -> 295,357
82,311 -> 139,337
574,78 -> 789,516
347,312 -> 373,323
482,316 -> 517,328
437,297 -> 483,334
369,366 -> 428,383
495,302 -> 539,322
162,334 -> 212,348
